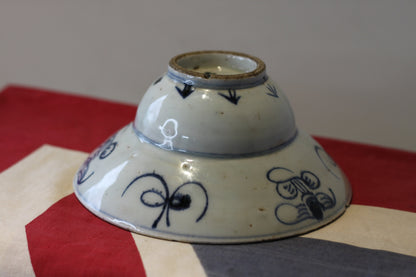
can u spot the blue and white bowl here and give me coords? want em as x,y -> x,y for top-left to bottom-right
73,50 -> 352,243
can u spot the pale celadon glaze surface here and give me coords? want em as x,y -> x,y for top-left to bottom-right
73,51 -> 352,243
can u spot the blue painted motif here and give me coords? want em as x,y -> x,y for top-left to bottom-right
153,76 -> 163,85
175,83 -> 195,99
76,157 -> 95,184
218,89 -> 241,105
267,167 -> 336,225
266,84 -> 279,98
314,145 -> 341,180
76,135 -> 118,185
121,172 -> 208,229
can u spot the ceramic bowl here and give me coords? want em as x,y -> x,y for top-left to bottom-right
73,50 -> 352,243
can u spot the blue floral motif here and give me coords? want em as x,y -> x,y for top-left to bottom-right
121,172 -> 208,229
267,167 -> 336,225
76,135 -> 118,185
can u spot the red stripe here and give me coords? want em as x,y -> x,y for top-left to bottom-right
0,85 -> 136,172
26,194 -> 146,277
316,137 -> 416,212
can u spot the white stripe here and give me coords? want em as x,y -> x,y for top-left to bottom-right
132,233 -> 207,277
0,145 -> 87,276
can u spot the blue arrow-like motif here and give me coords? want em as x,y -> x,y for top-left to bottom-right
218,89 -> 241,105
175,84 -> 195,99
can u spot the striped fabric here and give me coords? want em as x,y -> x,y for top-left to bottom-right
1,86 -> 415,276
